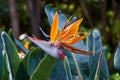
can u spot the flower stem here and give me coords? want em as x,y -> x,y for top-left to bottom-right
72,53 -> 83,80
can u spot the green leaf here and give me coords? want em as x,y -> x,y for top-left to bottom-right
94,51 -> 102,80
64,57 -> 73,80
1,53 -> 9,80
28,48 -> 45,76
0,31 -> 4,79
63,48 -> 84,80
45,5 -> 78,30
15,53 -> 30,80
8,29 -> 15,43
29,40 -> 71,80
15,39 -> 29,54
1,32 -> 20,78
87,29 -> 109,79
63,41 -> 90,78
114,42 -> 120,74
50,59 -> 71,80
8,29 -> 29,54
30,55 -> 57,80
45,5 -> 67,29
71,53 -> 83,80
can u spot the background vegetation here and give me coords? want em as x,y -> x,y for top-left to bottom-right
0,0 -> 120,79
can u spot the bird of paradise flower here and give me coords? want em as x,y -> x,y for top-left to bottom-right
27,12 -> 93,59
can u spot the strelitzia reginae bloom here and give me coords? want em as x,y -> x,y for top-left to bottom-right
28,12 -> 93,59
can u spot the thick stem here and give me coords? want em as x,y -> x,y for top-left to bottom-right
9,0 -> 20,38
27,0 -> 41,38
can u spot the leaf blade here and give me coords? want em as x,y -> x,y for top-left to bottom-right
1,32 -> 20,78
114,42 -> 120,74
30,55 -> 57,80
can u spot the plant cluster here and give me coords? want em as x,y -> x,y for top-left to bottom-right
0,5 -> 120,80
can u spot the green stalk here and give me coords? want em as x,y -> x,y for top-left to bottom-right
63,57 -> 69,80
94,50 -> 102,80
72,53 -> 83,80
64,57 -> 73,80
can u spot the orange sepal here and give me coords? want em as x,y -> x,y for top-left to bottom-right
56,18 -> 83,41
50,12 -> 59,43
63,34 -> 88,44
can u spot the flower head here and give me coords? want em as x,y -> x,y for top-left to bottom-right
50,12 -> 88,45
49,12 -> 93,55
28,12 -> 93,59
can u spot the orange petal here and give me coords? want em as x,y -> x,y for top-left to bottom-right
50,12 -> 59,43
57,18 -> 83,41
63,34 -> 88,44
56,16 -> 73,40
65,18 -> 83,32
24,42 -> 29,49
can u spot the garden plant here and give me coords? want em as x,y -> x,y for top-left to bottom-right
0,5 -> 120,80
